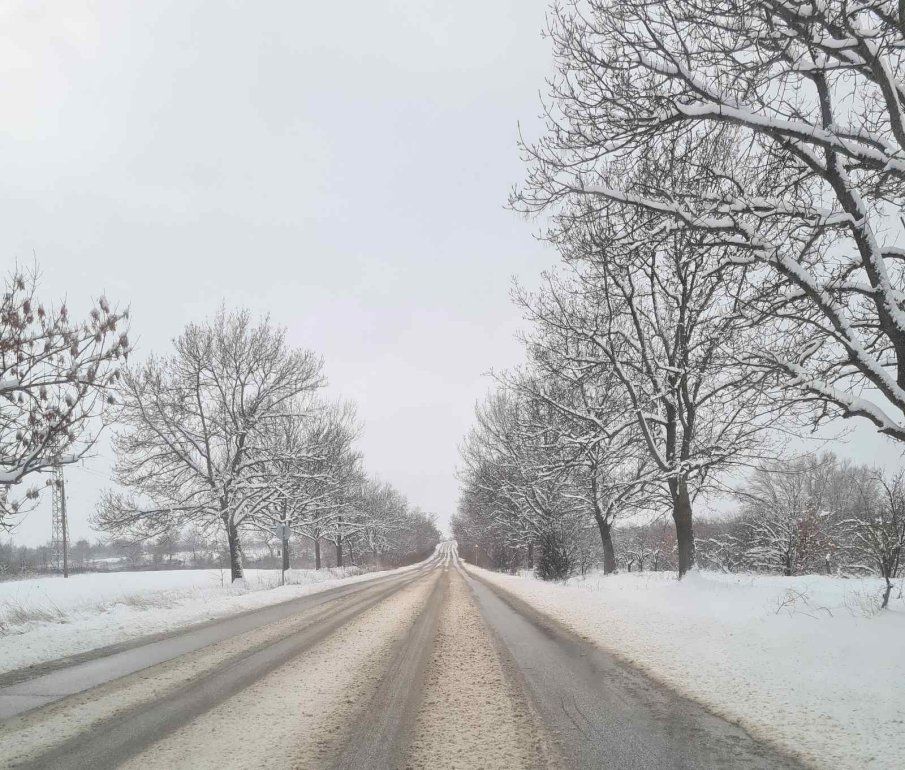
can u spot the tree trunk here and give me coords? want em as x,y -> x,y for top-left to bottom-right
336,536 -> 343,568
315,538 -> 321,570
282,531 -> 290,572
671,478 -> 695,577
226,520 -> 244,582
593,513 -> 617,575
346,540 -> 356,567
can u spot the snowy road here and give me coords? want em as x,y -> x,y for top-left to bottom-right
0,544 -> 804,769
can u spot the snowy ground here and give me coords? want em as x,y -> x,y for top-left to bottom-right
0,561 -> 427,675
469,566 -> 905,770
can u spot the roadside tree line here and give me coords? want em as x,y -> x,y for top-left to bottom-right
0,268 -> 438,581
455,0 -> 905,594
93,307 -> 439,581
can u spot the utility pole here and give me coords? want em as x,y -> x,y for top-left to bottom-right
273,520 -> 290,586
281,501 -> 289,586
51,464 -> 70,578
281,522 -> 290,586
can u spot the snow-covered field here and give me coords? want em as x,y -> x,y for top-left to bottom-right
0,561 -> 425,675
470,566 -> 905,770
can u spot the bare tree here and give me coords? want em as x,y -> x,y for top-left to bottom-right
329,479 -> 439,569
355,479 -> 416,566
507,289 -> 671,573
454,470 -> 528,572
844,470 -> 905,608
293,406 -> 362,569
733,453 -> 867,575
517,222 -> 779,575
248,402 -> 354,571
503,365 -> 654,574
95,308 -> 324,581
0,265 -> 129,524
379,504 -> 441,567
245,399 -> 433,572
617,520 -> 676,573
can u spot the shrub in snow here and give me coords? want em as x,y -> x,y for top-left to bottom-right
536,529 -> 573,581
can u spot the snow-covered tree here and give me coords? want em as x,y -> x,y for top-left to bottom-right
502,363 -> 654,574
454,471 -> 527,572
733,453 -> 868,575
0,265 -> 129,525
516,0 -> 905,443
94,308 -> 324,581
355,479 -> 414,565
517,221 -> 779,575
299,407 -> 363,569
459,388 -> 587,579
843,469 -> 905,608
253,402 -> 358,570
379,504 -> 441,567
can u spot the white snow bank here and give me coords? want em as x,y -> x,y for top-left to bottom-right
0,557 -> 432,675
470,567 -> 905,770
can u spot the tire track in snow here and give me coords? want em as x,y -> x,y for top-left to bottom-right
119,568 -> 443,770
324,569 -> 445,770
403,564 -> 554,770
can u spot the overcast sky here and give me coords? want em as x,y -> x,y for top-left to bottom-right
1,0 -> 562,545
2,0 -> 901,547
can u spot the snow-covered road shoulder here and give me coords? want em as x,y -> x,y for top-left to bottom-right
467,566 -> 905,770
0,558 -> 431,676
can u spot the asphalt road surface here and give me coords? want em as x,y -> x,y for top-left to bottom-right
0,543 -> 805,769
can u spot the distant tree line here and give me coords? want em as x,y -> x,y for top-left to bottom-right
1,515 -> 438,579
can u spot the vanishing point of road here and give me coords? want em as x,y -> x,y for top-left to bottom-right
0,543 -> 803,769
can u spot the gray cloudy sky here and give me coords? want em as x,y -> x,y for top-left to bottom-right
2,1 -> 900,547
